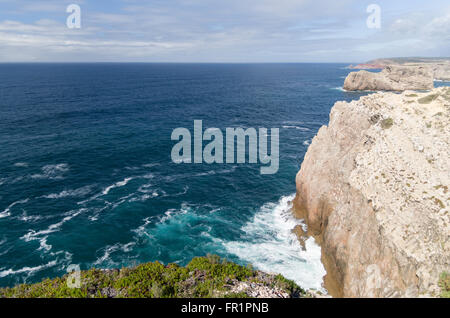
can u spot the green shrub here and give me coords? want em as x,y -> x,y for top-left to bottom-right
0,256 -> 302,299
439,272 -> 450,298
418,94 -> 439,104
381,118 -> 394,129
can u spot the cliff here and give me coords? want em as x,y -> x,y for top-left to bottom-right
344,65 -> 434,91
294,87 -> 450,297
350,58 -> 450,81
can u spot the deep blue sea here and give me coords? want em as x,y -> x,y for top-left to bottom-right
0,64 -> 446,290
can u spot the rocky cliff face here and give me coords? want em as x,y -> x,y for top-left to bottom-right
432,63 -> 450,81
344,65 -> 434,91
294,87 -> 450,297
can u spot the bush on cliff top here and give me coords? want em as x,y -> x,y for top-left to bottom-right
418,93 -> 439,104
439,272 -> 450,298
381,118 -> 394,129
0,255 -> 304,298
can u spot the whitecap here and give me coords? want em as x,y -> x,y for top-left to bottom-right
222,194 -> 326,292
303,140 -> 310,146
31,164 -> 69,180
142,163 -> 160,168
14,162 -> 28,168
132,217 -> 153,237
331,86 -> 346,92
94,242 -> 136,266
282,125 -> 310,131
0,260 -> 58,278
18,212 -> 43,223
102,177 -> 134,195
21,208 -> 86,243
41,185 -> 92,199
0,198 -> 29,219
128,193 -> 158,203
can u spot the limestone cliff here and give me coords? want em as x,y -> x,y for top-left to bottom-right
344,65 -> 434,91
350,58 -> 450,81
294,87 -> 450,297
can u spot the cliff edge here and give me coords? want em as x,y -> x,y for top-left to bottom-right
294,87 -> 450,297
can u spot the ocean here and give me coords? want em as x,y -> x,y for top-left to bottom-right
1,63 -> 446,290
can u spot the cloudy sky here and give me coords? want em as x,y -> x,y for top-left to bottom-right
0,0 -> 449,62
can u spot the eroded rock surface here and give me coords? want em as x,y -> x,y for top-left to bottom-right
294,87 -> 450,297
344,65 -> 434,91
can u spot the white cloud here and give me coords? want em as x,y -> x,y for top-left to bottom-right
0,0 -> 448,62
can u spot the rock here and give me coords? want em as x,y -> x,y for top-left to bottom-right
344,65 -> 434,91
294,87 -> 450,297
292,225 -> 307,250
348,57 -> 450,81
431,63 -> 450,81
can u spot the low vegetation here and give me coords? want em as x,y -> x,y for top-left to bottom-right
439,272 -> 450,298
380,118 -> 394,129
0,255 -> 306,298
418,93 -> 439,104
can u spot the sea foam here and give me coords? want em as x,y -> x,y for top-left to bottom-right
222,194 -> 326,292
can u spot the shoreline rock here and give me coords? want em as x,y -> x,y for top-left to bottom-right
293,87 -> 450,297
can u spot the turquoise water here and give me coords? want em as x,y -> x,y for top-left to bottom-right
1,63 -> 430,290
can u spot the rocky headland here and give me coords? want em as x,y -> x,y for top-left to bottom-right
349,57 -> 450,82
293,87 -> 450,297
344,65 -> 434,91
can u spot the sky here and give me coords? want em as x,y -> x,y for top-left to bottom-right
0,0 -> 449,62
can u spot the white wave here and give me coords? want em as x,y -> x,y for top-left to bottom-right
0,199 -> 29,219
14,162 -> 28,168
31,164 -> 69,180
222,194 -> 326,292
159,206 -> 188,223
128,192 -> 158,203
0,260 -> 57,278
21,209 -> 85,243
142,163 -> 160,168
17,212 -> 43,223
282,125 -> 310,131
282,121 -> 304,125
331,86 -> 346,92
132,217 -> 153,237
164,167 -> 237,182
94,242 -> 136,266
42,185 -> 92,199
102,177 -> 133,195
132,204 -> 191,238
303,140 -> 310,146
0,178 -> 6,186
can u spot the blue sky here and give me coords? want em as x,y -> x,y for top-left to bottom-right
0,0 -> 449,62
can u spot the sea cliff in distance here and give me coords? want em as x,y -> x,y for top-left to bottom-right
348,57 -> 450,81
